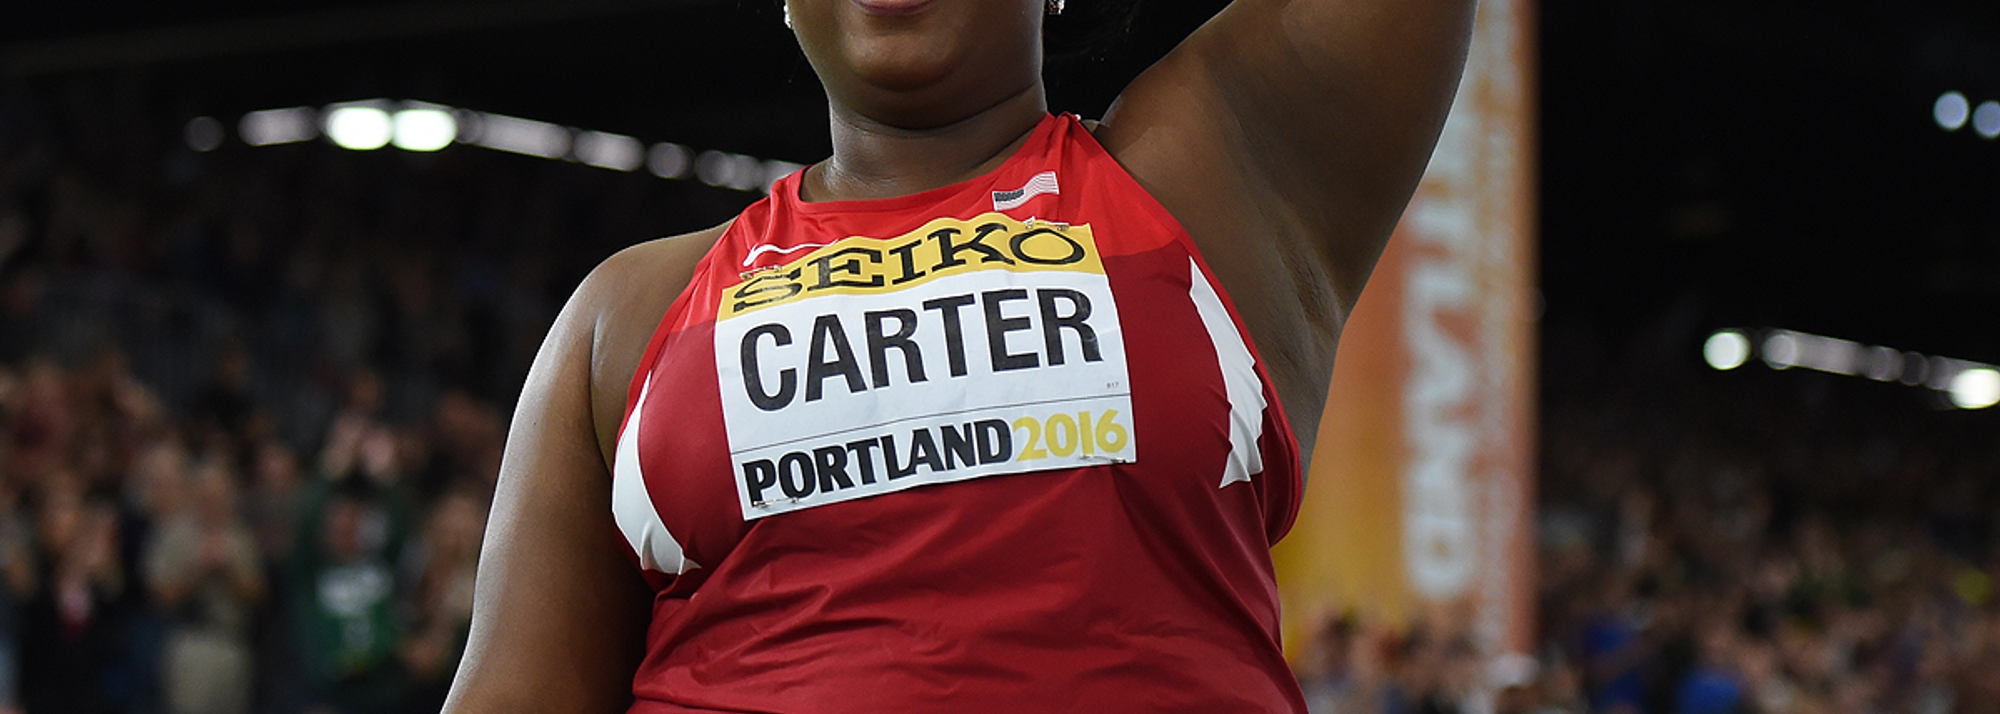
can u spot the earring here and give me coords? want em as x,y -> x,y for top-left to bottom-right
1046,0 -> 1064,15
783,4 -> 794,28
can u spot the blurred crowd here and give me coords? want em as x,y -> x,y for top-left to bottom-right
0,73 -> 750,714
0,354 -> 495,714
1292,329 -> 2000,714
6,69 -> 1998,714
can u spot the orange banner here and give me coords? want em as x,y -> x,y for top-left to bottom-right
1275,0 -> 1538,660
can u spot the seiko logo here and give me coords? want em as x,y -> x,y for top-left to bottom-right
721,215 -> 1097,318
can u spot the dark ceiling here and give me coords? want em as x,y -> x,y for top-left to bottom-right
1541,0 -> 2000,365
5,0 -> 2000,364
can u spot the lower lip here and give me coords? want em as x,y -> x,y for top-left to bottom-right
852,0 -> 935,15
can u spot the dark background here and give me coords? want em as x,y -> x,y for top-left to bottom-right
8,0 -> 1998,365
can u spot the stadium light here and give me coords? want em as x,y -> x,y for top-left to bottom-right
1935,92 -> 1970,131
230,99 -> 803,193
240,107 -> 318,146
1713,327 -> 2000,409
1898,352 -> 1929,386
471,112 -> 570,159
574,131 -> 644,171
1761,332 -> 1798,370
1703,330 -> 1750,370
325,105 -> 393,150
392,108 -> 457,152
697,151 -> 766,191
1862,346 -> 1903,382
1976,101 -> 2000,140
649,142 -> 692,179
1949,369 -> 2000,410
184,116 -> 224,152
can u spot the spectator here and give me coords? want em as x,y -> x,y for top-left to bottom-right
289,459 -> 413,714
1670,619 -> 1743,714
0,474 -> 35,714
144,459 -> 264,714
398,487 -> 484,713
20,485 -> 141,714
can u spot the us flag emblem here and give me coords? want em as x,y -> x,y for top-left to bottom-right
993,170 -> 1060,211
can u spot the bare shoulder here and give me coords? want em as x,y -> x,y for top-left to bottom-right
1083,1 -> 1472,462
444,225 -> 731,714
576,222 -> 733,461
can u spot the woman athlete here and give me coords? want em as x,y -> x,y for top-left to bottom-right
444,0 -> 1471,711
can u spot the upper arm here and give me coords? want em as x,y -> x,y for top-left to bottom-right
443,230 -> 718,713
1096,0 -> 1475,310
1089,0 -> 1473,457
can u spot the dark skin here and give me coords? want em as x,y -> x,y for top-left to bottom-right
443,0 -> 1473,710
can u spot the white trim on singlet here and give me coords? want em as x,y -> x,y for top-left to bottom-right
741,241 -> 835,268
1187,257 -> 1266,488
612,378 -> 698,574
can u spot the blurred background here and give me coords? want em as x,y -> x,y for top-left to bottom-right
0,1 -> 1996,713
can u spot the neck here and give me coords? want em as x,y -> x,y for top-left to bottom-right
803,84 -> 1049,203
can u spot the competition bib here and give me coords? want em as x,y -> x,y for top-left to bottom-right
714,214 -> 1136,519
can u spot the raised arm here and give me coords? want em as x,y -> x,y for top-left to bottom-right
442,229 -> 717,713
1092,0 -> 1475,455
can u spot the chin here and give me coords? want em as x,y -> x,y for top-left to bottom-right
833,34 -> 945,84
827,12 -> 981,89
795,0 -> 1040,115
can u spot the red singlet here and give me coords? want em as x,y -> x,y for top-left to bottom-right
611,113 -> 1306,713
